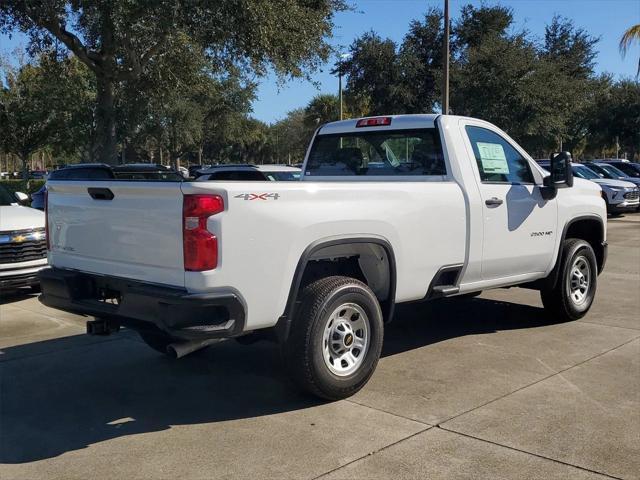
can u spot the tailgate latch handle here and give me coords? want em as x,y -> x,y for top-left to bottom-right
87,187 -> 114,201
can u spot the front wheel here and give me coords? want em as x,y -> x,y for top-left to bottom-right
283,276 -> 384,400
541,239 -> 597,321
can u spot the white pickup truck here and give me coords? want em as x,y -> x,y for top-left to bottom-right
40,114 -> 607,400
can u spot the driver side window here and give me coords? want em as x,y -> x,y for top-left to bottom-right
465,126 -> 534,184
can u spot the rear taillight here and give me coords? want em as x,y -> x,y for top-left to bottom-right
183,194 -> 224,271
356,116 -> 392,127
44,189 -> 50,250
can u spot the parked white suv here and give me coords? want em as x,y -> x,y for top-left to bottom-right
40,114 -> 607,399
0,185 -> 47,290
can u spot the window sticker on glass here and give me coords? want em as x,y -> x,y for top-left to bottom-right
477,142 -> 509,174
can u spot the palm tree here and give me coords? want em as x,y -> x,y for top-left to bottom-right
619,24 -> 640,76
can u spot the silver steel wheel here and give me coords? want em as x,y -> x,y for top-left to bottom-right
322,303 -> 370,377
568,255 -> 591,305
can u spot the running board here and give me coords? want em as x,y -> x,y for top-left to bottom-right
425,264 -> 464,300
431,285 -> 460,298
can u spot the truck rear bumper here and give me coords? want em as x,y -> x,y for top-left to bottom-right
38,268 -> 246,340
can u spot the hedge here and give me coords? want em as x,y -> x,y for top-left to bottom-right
0,179 -> 46,195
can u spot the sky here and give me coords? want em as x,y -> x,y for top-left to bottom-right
1,0 -> 638,124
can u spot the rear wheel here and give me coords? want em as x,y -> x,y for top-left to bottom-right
283,276 -> 384,400
541,239 -> 597,321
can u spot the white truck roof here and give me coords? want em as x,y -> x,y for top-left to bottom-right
318,114 -> 439,135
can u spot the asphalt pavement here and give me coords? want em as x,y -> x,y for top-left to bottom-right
1,215 -> 638,479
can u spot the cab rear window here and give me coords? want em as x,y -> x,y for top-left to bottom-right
305,128 -> 446,177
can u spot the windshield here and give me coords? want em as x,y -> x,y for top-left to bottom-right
306,128 -> 445,177
264,171 -> 301,181
0,185 -> 16,206
585,164 -> 608,177
599,164 -> 628,178
572,165 -> 600,180
613,162 -> 640,178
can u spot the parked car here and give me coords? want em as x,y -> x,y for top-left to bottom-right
197,164 -> 302,181
538,160 -> 639,214
587,161 -> 640,188
31,163 -> 182,209
585,162 -> 640,211
31,164 -> 115,209
0,184 -> 47,290
29,170 -> 47,179
188,164 -> 211,178
111,164 -> 183,181
599,160 -> 640,179
41,114 -> 608,400
572,164 -> 638,214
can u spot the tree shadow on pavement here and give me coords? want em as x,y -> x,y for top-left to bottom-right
0,296 -> 551,464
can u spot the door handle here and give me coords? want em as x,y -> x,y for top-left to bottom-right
88,187 -> 114,200
485,197 -> 503,206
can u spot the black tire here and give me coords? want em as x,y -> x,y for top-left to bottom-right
541,239 -> 597,321
137,329 -> 177,355
29,284 -> 41,293
283,276 -> 384,400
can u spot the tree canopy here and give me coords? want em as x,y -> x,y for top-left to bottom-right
1,3 -> 638,169
1,0 -> 345,163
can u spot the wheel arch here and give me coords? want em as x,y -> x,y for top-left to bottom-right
542,214 -> 606,290
276,236 -> 397,342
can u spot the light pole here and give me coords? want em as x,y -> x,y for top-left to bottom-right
338,53 -> 351,120
442,0 -> 450,115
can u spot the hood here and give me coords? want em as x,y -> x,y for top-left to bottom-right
619,177 -> 640,187
590,178 -> 638,189
0,205 -> 45,232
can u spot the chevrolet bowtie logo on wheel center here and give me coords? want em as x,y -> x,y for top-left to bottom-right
344,333 -> 354,347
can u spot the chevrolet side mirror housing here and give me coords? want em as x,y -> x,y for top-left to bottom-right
549,151 -> 574,188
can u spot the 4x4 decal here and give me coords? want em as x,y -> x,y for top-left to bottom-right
234,193 -> 280,201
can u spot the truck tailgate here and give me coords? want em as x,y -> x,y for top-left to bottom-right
47,181 -> 185,287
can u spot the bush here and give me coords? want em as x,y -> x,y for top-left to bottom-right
0,179 -> 46,195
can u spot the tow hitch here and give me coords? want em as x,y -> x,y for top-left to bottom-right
86,318 -> 121,335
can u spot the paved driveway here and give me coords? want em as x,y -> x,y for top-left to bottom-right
1,215 -> 638,479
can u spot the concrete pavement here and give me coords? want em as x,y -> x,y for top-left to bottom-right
1,215 -> 638,479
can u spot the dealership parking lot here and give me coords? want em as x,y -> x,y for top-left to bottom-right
1,215 -> 638,480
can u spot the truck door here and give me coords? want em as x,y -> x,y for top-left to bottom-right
462,123 -> 558,280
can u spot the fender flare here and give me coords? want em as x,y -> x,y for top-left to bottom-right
544,214 -> 606,290
275,236 -> 397,342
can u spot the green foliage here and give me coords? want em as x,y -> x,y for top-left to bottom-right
1,0 -> 346,163
339,32 -> 406,115
586,80 -> 640,159
336,3 -> 634,159
304,94 -> 340,128
399,8 -> 444,113
0,59 -> 55,177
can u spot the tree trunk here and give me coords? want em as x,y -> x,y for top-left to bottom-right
19,154 -> 29,181
94,76 -> 118,165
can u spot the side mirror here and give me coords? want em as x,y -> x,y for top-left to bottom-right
548,151 -> 574,188
14,191 -> 30,205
